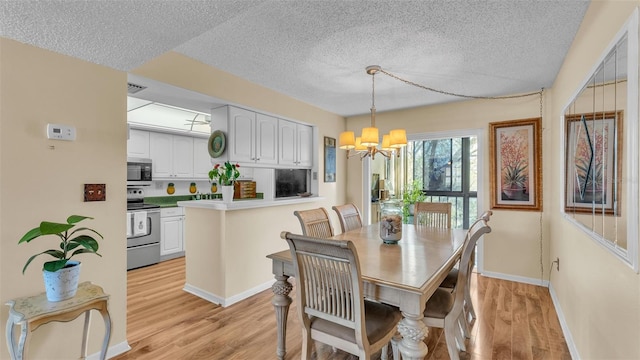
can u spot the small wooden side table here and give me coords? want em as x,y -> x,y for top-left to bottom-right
5,281 -> 111,360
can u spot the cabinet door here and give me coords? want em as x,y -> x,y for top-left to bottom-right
228,107 -> 255,163
296,124 -> 313,167
172,135 -> 194,178
161,216 -> 183,255
149,132 -> 173,178
278,119 -> 297,166
256,113 -> 278,165
127,129 -> 150,158
193,137 -> 212,179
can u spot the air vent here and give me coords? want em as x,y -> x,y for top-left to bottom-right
127,83 -> 147,94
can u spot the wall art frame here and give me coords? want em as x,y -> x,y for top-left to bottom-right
489,117 -> 542,211
564,111 -> 622,215
324,136 -> 336,182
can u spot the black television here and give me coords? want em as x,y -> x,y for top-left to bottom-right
275,169 -> 310,198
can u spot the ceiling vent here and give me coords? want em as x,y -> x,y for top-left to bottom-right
127,82 -> 147,94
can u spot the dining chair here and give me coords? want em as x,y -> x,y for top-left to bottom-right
293,208 -> 334,238
414,201 -> 452,228
421,210 -> 492,360
331,203 -> 364,233
281,231 -> 402,360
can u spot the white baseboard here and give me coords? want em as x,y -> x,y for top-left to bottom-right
183,280 -> 275,307
480,270 -> 549,287
86,340 -> 130,360
548,283 -> 580,360
480,270 -> 579,359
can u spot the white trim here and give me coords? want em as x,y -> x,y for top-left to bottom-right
559,8 -> 639,273
548,283 -> 581,360
480,269 -> 549,287
183,280 -> 274,307
86,341 -> 131,360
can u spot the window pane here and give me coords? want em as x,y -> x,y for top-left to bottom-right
451,138 -> 462,191
469,137 -> 478,192
423,139 -> 453,191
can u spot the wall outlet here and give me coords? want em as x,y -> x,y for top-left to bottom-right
553,257 -> 560,271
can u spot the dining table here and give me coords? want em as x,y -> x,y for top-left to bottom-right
267,222 -> 467,360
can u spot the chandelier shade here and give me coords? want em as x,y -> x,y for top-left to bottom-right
339,131 -> 356,149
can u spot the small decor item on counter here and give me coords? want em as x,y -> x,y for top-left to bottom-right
379,199 -> 403,244
167,183 -> 175,195
211,182 -> 217,193
189,182 -> 197,194
221,185 -> 234,203
18,215 -> 102,301
209,161 -> 240,186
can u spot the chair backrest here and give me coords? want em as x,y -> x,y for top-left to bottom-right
414,202 -> 452,228
332,203 -> 363,233
281,231 -> 367,347
293,207 -> 334,238
451,210 -> 492,312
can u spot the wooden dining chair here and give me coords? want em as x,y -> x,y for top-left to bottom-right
421,210 -> 492,360
414,202 -> 452,228
293,208 -> 334,238
331,203 -> 363,233
281,231 -> 402,360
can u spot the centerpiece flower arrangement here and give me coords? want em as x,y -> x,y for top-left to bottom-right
209,161 -> 240,186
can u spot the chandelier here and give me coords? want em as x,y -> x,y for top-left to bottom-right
338,65 -> 407,159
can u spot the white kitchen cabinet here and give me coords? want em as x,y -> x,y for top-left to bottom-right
228,107 -> 277,165
150,132 -> 194,178
160,207 -> 184,257
127,129 -> 150,158
278,119 -> 313,168
193,137 -> 213,179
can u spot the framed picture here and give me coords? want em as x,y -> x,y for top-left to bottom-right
489,117 -> 542,211
324,136 -> 336,182
564,111 -> 622,214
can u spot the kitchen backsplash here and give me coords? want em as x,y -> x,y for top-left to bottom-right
146,180 -> 218,197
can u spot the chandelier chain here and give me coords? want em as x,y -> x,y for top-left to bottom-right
379,68 -> 543,100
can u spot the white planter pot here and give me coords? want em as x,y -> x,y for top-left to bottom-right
221,185 -> 234,203
42,260 -> 81,302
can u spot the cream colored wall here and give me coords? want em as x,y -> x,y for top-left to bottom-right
549,1 -> 640,359
0,38 -> 128,358
346,95 -> 548,280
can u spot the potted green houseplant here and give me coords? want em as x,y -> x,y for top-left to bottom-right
209,161 -> 240,203
402,180 -> 427,220
19,215 -> 102,301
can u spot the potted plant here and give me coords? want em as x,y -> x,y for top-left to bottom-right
19,215 -> 102,301
402,180 -> 427,219
209,161 -> 240,202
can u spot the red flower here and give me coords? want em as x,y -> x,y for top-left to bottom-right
214,164 -> 220,169
235,163 -> 240,168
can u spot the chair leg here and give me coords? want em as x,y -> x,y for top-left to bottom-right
381,344 -> 388,360
464,280 -> 477,321
444,318 -> 461,360
301,332 -> 313,360
454,315 -> 466,352
390,333 -> 401,360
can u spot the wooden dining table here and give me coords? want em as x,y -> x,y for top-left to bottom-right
267,223 -> 467,360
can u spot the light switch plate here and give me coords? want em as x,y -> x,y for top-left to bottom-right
84,184 -> 106,202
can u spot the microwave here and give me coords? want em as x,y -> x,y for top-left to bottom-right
127,158 -> 152,186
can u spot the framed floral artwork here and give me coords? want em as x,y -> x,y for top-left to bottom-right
564,111 -> 622,214
489,117 -> 542,211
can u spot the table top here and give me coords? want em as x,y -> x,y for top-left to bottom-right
269,223 -> 466,293
6,281 -> 109,320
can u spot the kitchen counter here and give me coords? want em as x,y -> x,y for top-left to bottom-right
177,196 -> 322,211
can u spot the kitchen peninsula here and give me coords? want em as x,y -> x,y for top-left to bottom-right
177,196 -> 323,306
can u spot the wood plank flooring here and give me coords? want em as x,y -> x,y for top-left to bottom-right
113,257 -> 570,360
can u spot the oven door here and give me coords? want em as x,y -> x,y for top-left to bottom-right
127,209 -> 160,270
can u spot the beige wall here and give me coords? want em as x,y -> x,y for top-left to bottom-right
0,38 -> 128,358
549,1 -> 640,359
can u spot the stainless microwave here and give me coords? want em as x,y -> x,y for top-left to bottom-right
127,158 -> 152,186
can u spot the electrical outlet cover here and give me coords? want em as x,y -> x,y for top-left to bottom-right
84,184 -> 106,202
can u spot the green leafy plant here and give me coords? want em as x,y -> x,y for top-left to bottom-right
19,215 -> 103,274
209,161 -> 240,186
502,160 -> 528,189
402,180 -> 426,219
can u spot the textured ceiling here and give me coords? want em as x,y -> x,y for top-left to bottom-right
0,0 -> 590,117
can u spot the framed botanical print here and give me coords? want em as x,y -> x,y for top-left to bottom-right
564,111 -> 622,215
489,117 -> 542,211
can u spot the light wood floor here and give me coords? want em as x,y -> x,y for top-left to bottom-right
113,257 -> 570,360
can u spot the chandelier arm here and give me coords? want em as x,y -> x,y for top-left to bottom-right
378,68 -> 544,100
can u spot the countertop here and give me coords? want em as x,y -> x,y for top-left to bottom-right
177,196 -> 323,211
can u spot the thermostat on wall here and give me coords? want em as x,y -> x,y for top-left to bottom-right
47,123 -> 76,141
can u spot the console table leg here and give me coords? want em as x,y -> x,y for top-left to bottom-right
271,275 -> 292,360
81,310 -> 90,359
99,307 -> 112,360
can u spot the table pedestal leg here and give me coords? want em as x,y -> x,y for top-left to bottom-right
397,313 -> 429,360
271,275 -> 292,360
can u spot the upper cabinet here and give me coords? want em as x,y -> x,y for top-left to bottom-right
212,105 -> 314,169
127,128 -> 150,158
278,119 -> 313,167
150,132 -> 194,179
193,137 -> 213,178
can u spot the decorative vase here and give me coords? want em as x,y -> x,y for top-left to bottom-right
221,185 -> 234,203
379,200 -> 403,244
43,260 -> 81,302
